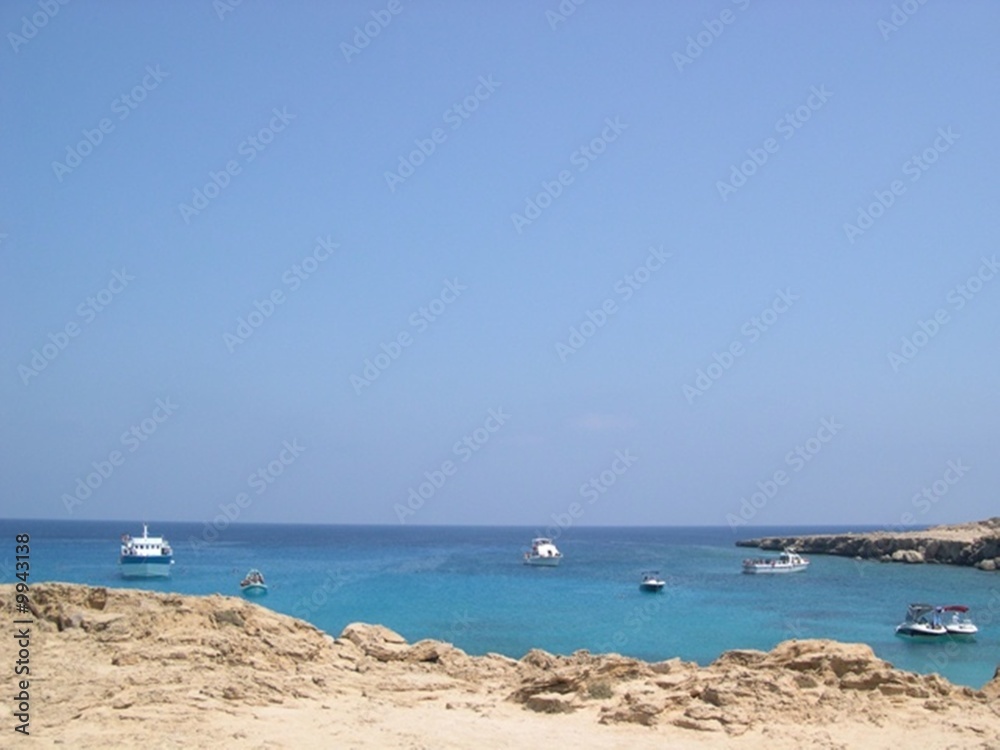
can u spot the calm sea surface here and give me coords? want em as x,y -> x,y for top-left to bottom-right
2,520 -> 996,688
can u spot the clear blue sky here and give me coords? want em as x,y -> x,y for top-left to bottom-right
2,1 -> 998,528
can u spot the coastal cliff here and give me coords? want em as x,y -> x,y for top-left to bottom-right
737,518 -> 1000,569
3,583 -> 1000,748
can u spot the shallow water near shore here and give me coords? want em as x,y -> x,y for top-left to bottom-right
5,520 -> 997,689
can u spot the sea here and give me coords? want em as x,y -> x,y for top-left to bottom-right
3,520 -> 997,689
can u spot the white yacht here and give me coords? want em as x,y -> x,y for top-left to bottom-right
523,537 -> 562,566
742,548 -> 809,574
119,524 -> 174,578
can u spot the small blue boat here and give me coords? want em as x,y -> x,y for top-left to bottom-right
240,569 -> 268,596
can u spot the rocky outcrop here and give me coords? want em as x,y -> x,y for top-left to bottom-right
4,583 -> 1000,748
737,517 -> 1000,569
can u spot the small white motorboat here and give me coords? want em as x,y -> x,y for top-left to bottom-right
895,604 -> 978,640
240,569 -> 268,596
742,549 -> 809,574
941,605 -> 978,639
639,571 -> 665,592
523,538 -> 562,566
895,604 -> 947,638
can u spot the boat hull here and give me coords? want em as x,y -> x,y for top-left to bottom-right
524,556 -> 561,567
241,584 -> 268,596
639,582 -> 665,592
742,564 -> 809,574
119,556 -> 173,578
944,625 -> 977,640
895,624 -> 947,638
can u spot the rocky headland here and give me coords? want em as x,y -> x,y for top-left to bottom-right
737,517 -> 1000,570
3,583 -> 1000,748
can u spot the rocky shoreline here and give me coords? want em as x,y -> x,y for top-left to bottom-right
3,582 -> 1000,748
736,518 -> 1000,570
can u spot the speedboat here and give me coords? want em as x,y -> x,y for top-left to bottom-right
741,549 -> 809,574
895,604 -> 978,639
523,538 -> 562,566
942,605 -> 978,639
119,524 -> 174,578
639,571 -> 665,592
240,569 -> 268,596
895,604 -> 947,638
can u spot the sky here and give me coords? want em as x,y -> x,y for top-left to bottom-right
2,1 -> 998,529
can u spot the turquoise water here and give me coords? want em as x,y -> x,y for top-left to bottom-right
3,520 -> 997,689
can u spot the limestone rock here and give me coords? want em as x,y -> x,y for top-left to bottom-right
340,623 -> 410,662
736,517 -> 1000,568
3,582 -> 999,747
524,691 -> 577,713
891,549 -> 925,563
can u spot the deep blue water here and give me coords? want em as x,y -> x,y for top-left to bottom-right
2,520 -> 997,689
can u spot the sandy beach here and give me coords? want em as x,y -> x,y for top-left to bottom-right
4,583 -> 999,749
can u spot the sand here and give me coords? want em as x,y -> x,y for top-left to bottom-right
3,583 -> 999,749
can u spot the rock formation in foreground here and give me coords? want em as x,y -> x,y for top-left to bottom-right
737,517 -> 1000,569
3,583 -> 999,749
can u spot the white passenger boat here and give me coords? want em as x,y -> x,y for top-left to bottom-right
523,538 -> 562,566
741,549 -> 809,574
119,524 -> 174,578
